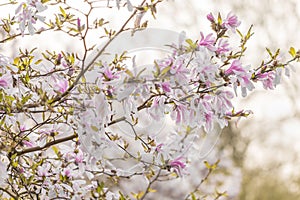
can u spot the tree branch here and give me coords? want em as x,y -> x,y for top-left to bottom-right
16,134 -> 77,156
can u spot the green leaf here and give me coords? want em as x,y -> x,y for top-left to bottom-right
245,25 -> 254,40
91,125 -> 98,132
136,67 -> 146,78
34,59 -> 43,65
274,48 -> 280,58
13,57 -> 20,65
236,29 -> 243,38
153,61 -> 160,78
211,159 -> 220,170
52,146 -> 60,156
204,160 -> 211,169
21,93 -> 32,104
217,12 -> 222,24
0,116 -> 6,127
131,191 -> 145,199
185,38 -> 197,49
289,47 -> 296,57
160,66 -> 171,76
119,191 -> 127,200
185,38 -> 194,46
59,6 -> 66,18
25,72 -> 30,83
81,75 -> 86,83
0,92 -> 3,102
266,47 -> 273,58
125,69 -> 134,78
191,192 -> 197,200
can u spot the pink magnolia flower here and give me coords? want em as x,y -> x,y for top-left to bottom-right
77,18 -> 81,29
216,39 -> 230,55
170,56 -> 189,85
161,82 -> 171,93
0,79 -> 8,88
75,149 -> 84,164
0,73 -> 12,89
15,1 -> 47,35
204,111 -> 214,132
198,32 -> 217,51
225,60 -> 246,75
196,64 -> 219,84
222,12 -> 241,32
63,147 -> 85,166
148,96 -> 166,121
20,125 -> 26,132
256,71 -> 276,90
225,60 -> 254,97
206,12 -> 215,23
55,78 -> 68,93
0,54 -> 12,68
169,157 -> 186,176
171,103 -> 188,124
101,64 -> 120,81
155,143 -> 164,153
213,90 -> 234,113
156,56 -> 173,68
63,168 -> 72,178
22,140 -> 34,147
37,163 -> 51,177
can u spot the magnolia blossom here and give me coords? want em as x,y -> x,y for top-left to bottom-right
222,12 -> 241,32
198,32 -> 217,51
0,78 -> 8,88
0,54 -> 13,70
201,96 -> 215,132
22,140 -> 34,147
169,157 -> 186,176
55,78 -> 68,93
15,0 -> 47,35
94,92 -> 112,125
155,143 -> 164,153
148,96 -> 166,121
216,39 -> 231,55
161,82 -> 171,93
62,168 -> 73,178
256,71 -> 276,90
64,147 -> 84,165
225,60 -> 255,97
206,12 -> 215,23
190,47 -> 217,84
156,56 -> 173,68
171,103 -> 188,124
37,163 -> 51,177
101,63 -> 120,81
0,73 -> 12,89
213,90 -> 234,113
204,110 -> 214,132
169,55 -> 190,86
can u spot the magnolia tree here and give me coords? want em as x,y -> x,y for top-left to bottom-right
0,0 -> 299,199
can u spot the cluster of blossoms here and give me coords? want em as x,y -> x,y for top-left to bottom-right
0,0 -> 298,199
15,0 -> 47,35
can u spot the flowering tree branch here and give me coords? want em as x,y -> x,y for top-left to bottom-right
0,1 -> 298,199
